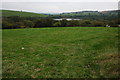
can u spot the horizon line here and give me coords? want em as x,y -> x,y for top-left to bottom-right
1,9 -> 118,14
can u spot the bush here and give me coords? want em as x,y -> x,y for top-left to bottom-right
53,21 -> 61,27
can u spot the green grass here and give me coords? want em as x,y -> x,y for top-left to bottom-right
1,10 -> 48,17
2,27 -> 119,78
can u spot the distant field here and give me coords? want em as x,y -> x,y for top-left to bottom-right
1,10 -> 48,17
2,27 -> 119,78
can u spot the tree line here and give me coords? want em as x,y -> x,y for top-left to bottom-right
2,16 -> 119,29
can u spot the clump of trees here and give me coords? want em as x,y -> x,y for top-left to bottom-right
2,16 -> 119,29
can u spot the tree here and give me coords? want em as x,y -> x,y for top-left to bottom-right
67,20 -> 80,27
34,18 -> 54,27
24,20 -> 34,28
93,21 -> 105,27
60,19 -> 67,27
14,22 -> 25,28
80,20 -> 93,27
2,21 -> 14,29
53,21 -> 61,27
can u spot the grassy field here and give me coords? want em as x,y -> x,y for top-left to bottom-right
2,27 -> 119,78
1,10 -> 48,17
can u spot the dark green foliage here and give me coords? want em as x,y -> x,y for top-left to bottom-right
2,21 -> 14,29
80,20 -> 93,27
60,19 -> 68,27
53,21 -> 61,27
24,20 -> 34,28
34,18 -> 54,27
67,20 -> 80,27
93,21 -> 105,27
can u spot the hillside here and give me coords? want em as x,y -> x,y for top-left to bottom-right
2,10 -> 119,20
51,10 -> 118,20
1,10 -> 48,17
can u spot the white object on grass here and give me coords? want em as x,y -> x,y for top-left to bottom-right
21,47 -> 25,50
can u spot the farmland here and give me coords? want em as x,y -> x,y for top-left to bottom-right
2,27 -> 119,78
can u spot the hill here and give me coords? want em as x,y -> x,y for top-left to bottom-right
51,10 -> 118,20
1,10 -> 48,17
1,10 -> 119,20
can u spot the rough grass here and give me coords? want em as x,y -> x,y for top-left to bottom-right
2,27 -> 119,78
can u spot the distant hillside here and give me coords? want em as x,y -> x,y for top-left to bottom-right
1,10 -> 119,20
1,10 -> 48,17
51,10 -> 119,20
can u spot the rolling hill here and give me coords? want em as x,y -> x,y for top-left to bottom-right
1,10 -> 48,17
51,10 -> 119,20
1,10 -> 119,20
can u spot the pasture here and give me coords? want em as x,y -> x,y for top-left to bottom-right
2,27 -> 119,78
1,10 -> 48,17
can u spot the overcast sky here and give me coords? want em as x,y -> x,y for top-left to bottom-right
2,0 -> 120,2
2,0 -> 119,13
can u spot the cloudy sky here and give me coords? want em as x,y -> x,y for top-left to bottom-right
2,0 -> 119,13
2,0 -> 119,2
